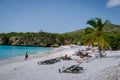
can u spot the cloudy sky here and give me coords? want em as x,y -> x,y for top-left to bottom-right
0,0 -> 120,33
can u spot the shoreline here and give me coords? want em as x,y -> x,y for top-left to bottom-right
0,47 -> 60,67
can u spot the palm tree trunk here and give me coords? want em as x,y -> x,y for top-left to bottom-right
98,45 -> 103,57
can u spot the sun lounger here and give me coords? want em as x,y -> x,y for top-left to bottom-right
58,65 -> 84,73
38,57 -> 61,65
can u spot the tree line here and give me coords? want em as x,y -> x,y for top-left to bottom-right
0,18 -> 120,50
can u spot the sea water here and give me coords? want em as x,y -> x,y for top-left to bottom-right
0,45 -> 53,61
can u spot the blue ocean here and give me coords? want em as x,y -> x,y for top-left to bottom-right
0,45 -> 53,61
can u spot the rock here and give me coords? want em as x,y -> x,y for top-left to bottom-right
0,38 -> 2,44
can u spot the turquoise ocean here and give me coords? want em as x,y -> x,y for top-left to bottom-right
0,45 -> 53,61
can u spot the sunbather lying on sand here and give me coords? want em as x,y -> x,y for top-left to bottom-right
61,54 -> 72,60
76,57 -> 91,63
76,50 -> 91,58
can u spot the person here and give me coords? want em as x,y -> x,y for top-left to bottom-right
61,54 -> 71,60
24,51 -> 28,60
64,54 -> 68,59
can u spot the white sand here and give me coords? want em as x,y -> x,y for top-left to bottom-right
0,46 -> 120,80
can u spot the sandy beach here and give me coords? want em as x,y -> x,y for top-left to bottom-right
0,46 -> 120,80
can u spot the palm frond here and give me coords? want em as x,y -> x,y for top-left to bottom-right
83,27 -> 94,36
102,19 -> 110,27
87,19 -> 97,28
99,36 -> 109,49
85,18 -> 111,50
96,18 -> 102,27
84,32 -> 97,45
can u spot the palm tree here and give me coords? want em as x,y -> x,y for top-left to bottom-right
83,18 -> 110,57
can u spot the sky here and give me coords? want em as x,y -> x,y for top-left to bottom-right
0,0 -> 120,33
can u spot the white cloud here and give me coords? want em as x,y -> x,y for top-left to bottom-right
107,0 -> 120,8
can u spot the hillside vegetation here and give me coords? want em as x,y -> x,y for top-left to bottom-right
103,24 -> 120,32
0,23 -> 120,49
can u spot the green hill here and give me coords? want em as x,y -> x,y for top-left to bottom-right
103,24 -> 120,32
65,23 -> 120,34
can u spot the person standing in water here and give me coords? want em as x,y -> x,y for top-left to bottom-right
24,51 -> 28,60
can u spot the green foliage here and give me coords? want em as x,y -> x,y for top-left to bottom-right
83,18 -> 111,57
0,19 -> 120,49
84,18 -> 110,47
0,32 -> 66,47
0,33 -> 6,38
104,32 -> 120,50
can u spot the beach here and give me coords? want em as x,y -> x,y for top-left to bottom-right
0,46 -> 120,80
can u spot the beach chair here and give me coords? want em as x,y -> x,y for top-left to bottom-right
38,57 -> 61,65
58,65 -> 84,73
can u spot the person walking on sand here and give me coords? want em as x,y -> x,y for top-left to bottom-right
24,51 -> 28,60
